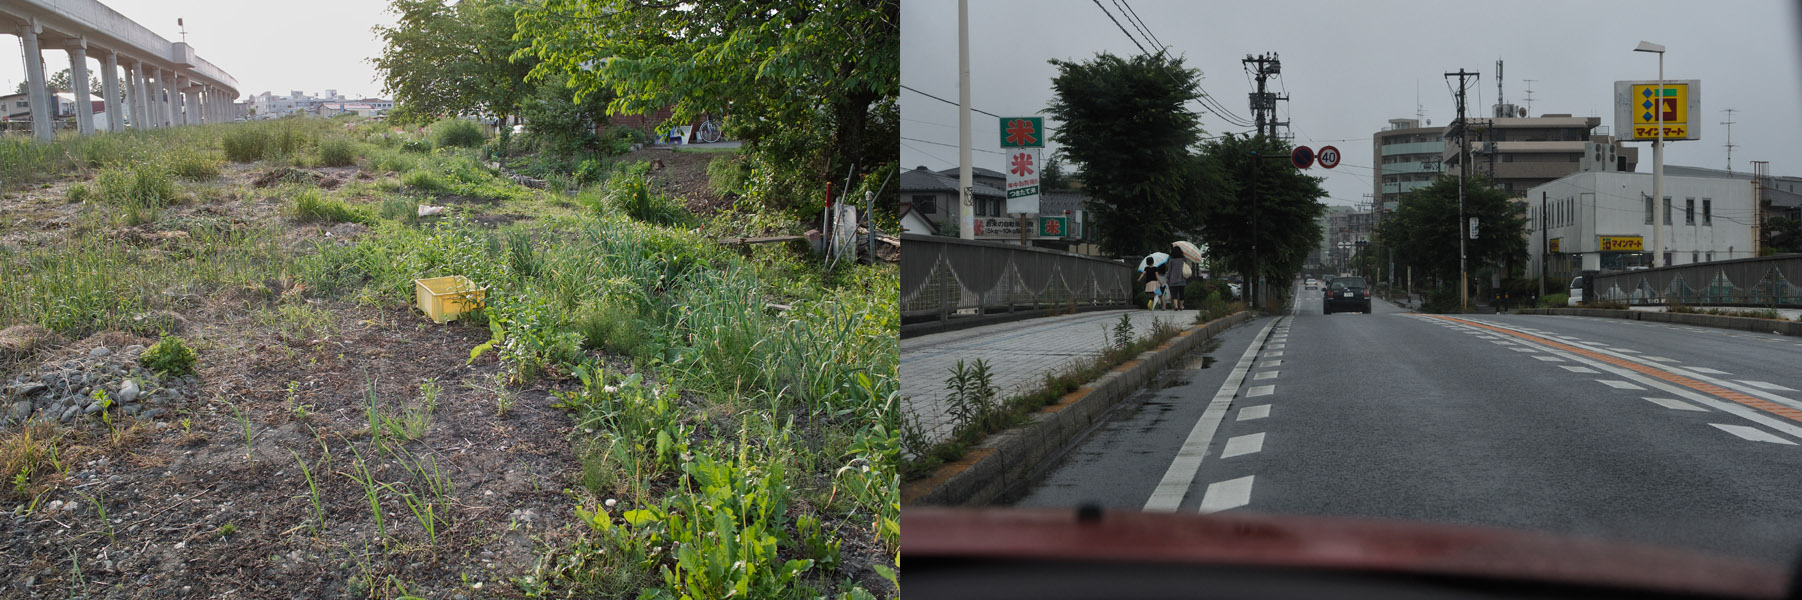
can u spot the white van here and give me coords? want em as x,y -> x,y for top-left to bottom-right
1568,276 -> 1584,306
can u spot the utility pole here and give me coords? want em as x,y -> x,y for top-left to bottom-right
1446,68 -> 1479,311
1540,191 -> 1548,301
1244,54 -> 1287,140
956,0 -> 974,240
1722,108 -> 1738,173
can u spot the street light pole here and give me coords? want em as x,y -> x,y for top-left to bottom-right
1635,41 -> 1666,268
957,0 -> 974,240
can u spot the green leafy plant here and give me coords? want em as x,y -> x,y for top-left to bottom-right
317,138 -> 360,167
140,334 -> 198,376
943,359 -> 997,430
432,118 -> 487,148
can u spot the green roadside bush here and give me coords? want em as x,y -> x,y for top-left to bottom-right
1540,293 -> 1569,308
431,118 -> 486,148
222,129 -> 271,162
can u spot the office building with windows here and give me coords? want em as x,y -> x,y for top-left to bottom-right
1526,171 -> 1756,281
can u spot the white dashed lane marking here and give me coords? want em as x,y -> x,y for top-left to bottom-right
1644,397 -> 1708,412
1263,351 -> 1285,358
1711,423 -> 1797,445
1598,380 -> 1645,391
1237,405 -> 1270,421
1561,365 -> 1600,374
1246,385 -> 1275,398
1198,475 -> 1255,513
1739,381 -> 1799,393
1220,433 -> 1266,458
1253,371 -> 1279,381
1259,360 -> 1282,368
1533,356 -> 1564,362
1687,367 -> 1730,375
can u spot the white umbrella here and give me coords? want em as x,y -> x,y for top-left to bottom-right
1138,252 -> 1169,272
1171,241 -> 1203,263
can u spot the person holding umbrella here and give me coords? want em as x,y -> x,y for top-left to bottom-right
1165,244 -> 1188,311
1138,252 -> 1169,310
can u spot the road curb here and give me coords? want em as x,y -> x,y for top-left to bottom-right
1512,308 -> 1802,337
901,310 -> 1256,507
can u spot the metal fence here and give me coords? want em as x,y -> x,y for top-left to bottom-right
1593,254 -> 1802,307
901,234 -> 1134,320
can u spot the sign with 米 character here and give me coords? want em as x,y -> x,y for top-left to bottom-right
1004,147 -> 1041,214
1000,117 -> 1045,214
1614,80 -> 1701,141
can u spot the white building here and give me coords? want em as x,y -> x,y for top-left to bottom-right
1527,171 -> 1758,281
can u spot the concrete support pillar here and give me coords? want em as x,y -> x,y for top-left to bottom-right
143,68 -> 159,128
130,61 -> 148,129
160,69 -> 176,128
100,50 -> 122,132
67,43 -> 95,136
18,19 -> 53,142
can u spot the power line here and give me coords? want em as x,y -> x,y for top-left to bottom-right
1112,0 -> 1157,52
901,84 -> 1001,118
1090,0 -> 1149,55
1088,0 -> 1253,128
1118,0 -> 1164,49
901,135 -> 1004,155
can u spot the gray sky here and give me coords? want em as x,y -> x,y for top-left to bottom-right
902,0 -> 1802,207
6,0 -> 393,100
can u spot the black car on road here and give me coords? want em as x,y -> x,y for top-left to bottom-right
1323,276 -> 1371,314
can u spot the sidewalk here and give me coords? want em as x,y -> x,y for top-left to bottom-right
900,308 -> 1199,445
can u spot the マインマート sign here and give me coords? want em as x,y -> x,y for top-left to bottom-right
1598,235 -> 1644,252
1614,80 -> 1701,141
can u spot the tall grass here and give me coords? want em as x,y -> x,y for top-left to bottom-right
430,118 -> 486,148
290,188 -> 371,224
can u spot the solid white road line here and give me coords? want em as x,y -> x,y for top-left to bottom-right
1710,423 -> 1797,445
1220,433 -> 1266,458
1254,371 -> 1279,380
1644,397 -> 1708,412
1246,385 -> 1275,397
1197,475 -> 1255,513
1511,347 -> 1538,353
1598,380 -> 1645,390
1642,356 -> 1680,363
1561,366 -> 1600,373
1237,405 -> 1270,421
1687,367 -> 1730,375
1144,318 -> 1281,512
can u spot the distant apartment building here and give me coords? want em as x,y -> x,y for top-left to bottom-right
1442,106 -> 1639,198
1372,118 -> 1444,216
0,91 -> 108,129
251,89 -> 360,119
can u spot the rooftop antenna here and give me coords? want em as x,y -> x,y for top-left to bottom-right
1415,79 -> 1426,123
177,18 -> 186,43
1523,79 -> 1537,116
1496,59 -> 1504,117
1722,108 -> 1737,172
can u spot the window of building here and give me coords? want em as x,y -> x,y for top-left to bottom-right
1663,197 -> 1672,225
1702,199 -> 1712,226
912,194 -> 937,214
1685,198 -> 1695,225
1691,252 -> 1699,264
1706,252 -> 1714,262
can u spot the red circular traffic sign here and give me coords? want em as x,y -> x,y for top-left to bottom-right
1291,145 -> 1314,169
1318,145 -> 1341,169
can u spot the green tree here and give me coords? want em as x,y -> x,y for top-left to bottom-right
1044,51 -> 1203,256
15,69 -> 102,96
372,0 -> 537,127
517,70 -> 614,157
1192,134 -> 1328,300
516,0 -> 898,219
1040,155 -> 1070,191
1377,174 -> 1528,286
1766,216 -> 1802,254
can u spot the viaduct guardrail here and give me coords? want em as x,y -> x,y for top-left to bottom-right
901,233 -> 1135,323
1592,254 -> 1802,307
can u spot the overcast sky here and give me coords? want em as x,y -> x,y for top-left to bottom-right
6,0 -> 392,100
902,0 -> 1802,207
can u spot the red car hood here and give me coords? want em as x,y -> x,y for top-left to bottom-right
905,507 -> 1789,598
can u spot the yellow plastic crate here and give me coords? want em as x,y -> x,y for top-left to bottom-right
414,276 -> 486,324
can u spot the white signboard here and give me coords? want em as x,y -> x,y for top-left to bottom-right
1004,147 -> 1041,214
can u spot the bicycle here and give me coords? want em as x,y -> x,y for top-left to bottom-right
695,114 -> 722,143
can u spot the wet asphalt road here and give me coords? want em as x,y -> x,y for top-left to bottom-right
1008,282 -> 1802,564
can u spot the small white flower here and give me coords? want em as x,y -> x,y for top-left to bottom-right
603,385 -> 618,394
604,498 -> 618,508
